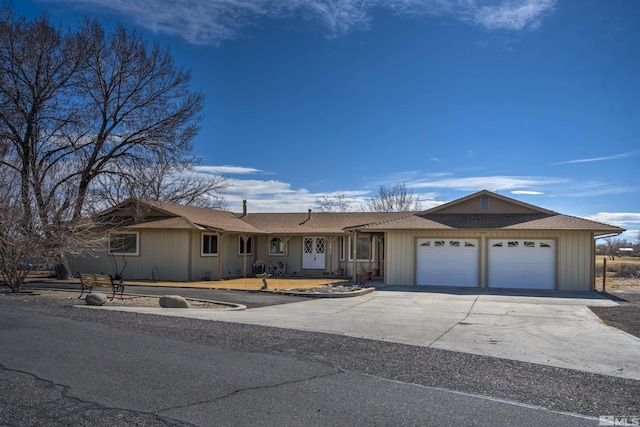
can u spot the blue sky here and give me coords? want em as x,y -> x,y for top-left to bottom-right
17,0 -> 640,240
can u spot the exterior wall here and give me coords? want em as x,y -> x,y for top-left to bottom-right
253,235 -> 355,277
385,230 -> 595,291
224,234 -> 255,278
556,231 -> 594,291
190,231 -> 218,280
69,229 -> 191,281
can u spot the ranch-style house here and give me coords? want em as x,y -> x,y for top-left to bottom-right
68,190 -> 624,291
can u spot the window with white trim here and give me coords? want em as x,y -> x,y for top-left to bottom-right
269,237 -> 284,255
202,233 -> 218,256
108,232 -> 139,256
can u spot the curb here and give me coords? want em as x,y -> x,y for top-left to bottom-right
261,287 -> 376,298
26,287 -> 247,311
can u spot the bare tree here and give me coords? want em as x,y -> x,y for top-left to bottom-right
364,183 -> 421,212
0,6 -> 206,291
314,192 -> 351,212
603,237 -> 623,261
0,169 -> 102,292
87,160 -> 228,213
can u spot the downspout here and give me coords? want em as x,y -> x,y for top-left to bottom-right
593,232 -> 623,292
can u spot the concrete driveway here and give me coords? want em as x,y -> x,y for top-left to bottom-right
88,287 -> 640,380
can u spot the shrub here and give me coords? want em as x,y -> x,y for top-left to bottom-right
614,264 -> 640,278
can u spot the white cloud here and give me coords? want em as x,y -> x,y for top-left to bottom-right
583,213 -> 640,241
471,0 -> 556,31
585,213 -> 640,227
511,190 -> 543,195
409,175 -> 567,191
223,177 -> 373,211
42,0 -> 557,45
194,165 -> 263,175
551,150 -> 639,166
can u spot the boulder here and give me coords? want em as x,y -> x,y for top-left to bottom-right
86,293 -> 107,306
159,295 -> 190,308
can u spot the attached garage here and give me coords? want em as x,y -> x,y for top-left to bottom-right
488,239 -> 556,289
416,238 -> 479,287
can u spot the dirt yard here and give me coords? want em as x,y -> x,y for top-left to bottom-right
591,257 -> 640,338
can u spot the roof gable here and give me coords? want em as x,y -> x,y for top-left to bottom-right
99,199 -> 266,234
423,190 -> 555,215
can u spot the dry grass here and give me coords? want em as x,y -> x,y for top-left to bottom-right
126,277 -> 349,291
595,256 -> 640,265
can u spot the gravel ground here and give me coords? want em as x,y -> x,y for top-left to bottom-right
590,278 -> 640,339
1,292 -> 639,425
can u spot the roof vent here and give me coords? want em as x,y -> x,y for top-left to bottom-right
242,200 -> 247,217
308,208 -> 312,220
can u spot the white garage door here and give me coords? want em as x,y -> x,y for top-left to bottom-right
416,239 -> 479,287
488,239 -> 556,289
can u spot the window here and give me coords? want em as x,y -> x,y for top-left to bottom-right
202,233 -> 218,256
540,242 -> 551,248
108,232 -> 139,256
269,237 -> 284,255
480,196 -> 490,211
239,236 -> 252,255
450,240 -> 460,247
524,241 -> 535,248
508,241 -> 519,247
342,236 -> 374,261
464,242 -> 476,247
434,241 -> 445,247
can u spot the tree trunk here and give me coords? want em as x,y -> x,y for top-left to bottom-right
54,263 -> 69,280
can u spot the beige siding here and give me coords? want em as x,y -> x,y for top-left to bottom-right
190,231 -> 220,281
385,230 -> 595,291
441,196 -> 537,214
556,231 -> 594,291
69,230 -> 191,281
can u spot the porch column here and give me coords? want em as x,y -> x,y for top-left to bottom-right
241,234 -> 249,278
352,231 -> 358,283
368,235 -> 373,274
217,233 -> 226,280
328,236 -> 338,275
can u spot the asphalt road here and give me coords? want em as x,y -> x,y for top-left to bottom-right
2,294 -> 638,426
0,301 -> 597,427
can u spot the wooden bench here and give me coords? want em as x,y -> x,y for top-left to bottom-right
78,273 -> 125,300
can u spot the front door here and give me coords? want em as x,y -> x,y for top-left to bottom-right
302,237 -> 326,269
